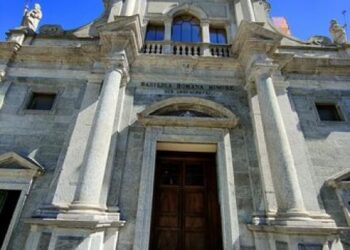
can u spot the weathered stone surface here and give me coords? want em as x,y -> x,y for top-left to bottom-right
0,0 -> 349,249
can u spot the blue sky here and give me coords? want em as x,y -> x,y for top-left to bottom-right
0,0 -> 349,41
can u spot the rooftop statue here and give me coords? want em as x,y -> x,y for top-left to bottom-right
22,3 -> 43,32
329,19 -> 347,45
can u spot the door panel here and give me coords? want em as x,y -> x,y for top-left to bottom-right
184,232 -> 206,250
150,152 -> 222,250
155,230 -> 179,250
184,191 -> 205,214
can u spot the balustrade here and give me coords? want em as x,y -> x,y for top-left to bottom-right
142,41 -> 231,58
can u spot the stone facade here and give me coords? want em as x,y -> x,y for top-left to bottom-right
0,0 -> 350,249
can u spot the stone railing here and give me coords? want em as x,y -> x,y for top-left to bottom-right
172,42 -> 201,56
142,41 -> 232,58
209,44 -> 231,58
142,42 -> 164,55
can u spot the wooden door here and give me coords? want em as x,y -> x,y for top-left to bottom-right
150,152 -> 223,250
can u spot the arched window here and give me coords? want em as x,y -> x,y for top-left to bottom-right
171,15 -> 201,43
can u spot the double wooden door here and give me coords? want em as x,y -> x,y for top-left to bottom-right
150,152 -> 223,250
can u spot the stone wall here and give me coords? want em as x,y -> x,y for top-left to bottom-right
0,76 -> 86,249
291,86 -> 350,246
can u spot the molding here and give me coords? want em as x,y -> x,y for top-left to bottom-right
133,127 -> 241,250
137,97 -> 239,128
326,169 -> 350,188
248,224 -> 345,235
0,151 -> 44,250
165,3 -> 209,20
0,152 -> 45,177
24,216 -> 125,229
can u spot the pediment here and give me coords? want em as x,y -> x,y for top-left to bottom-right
138,97 -> 239,128
326,169 -> 350,188
0,152 -> 45,176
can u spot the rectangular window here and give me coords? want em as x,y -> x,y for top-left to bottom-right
145,25 -> 165,41
0,190 -> 21,247
27,92 -> 56,111
210,27 -> 227,44
315,103 -> 343,121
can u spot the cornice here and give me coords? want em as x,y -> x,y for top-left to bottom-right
273,53 -> 350,76
96,15 -> 143,63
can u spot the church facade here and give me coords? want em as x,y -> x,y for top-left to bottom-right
0,0 -> 350,249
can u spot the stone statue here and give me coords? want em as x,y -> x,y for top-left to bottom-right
329,19 -> 347,45
22,3 -> 43,32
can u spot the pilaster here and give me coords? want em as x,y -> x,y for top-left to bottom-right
163,18 -> 172,54
200,21 -> 211,56
252,0 -> 271,23
108,0 -> 123,22
123,0 -> 136,16
241,0 -> 256,22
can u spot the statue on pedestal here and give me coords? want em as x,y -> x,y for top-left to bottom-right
21,3 -> 43,32
329,19 -> 347,45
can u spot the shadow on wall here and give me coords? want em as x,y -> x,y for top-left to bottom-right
288,88 -> 350,140
319,185 -> 350,248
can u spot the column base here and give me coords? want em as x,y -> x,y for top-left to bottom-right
248,224 -> 346,250
68,201 -> 108,214
24,211 -> 125,250
252,211 -> 337,228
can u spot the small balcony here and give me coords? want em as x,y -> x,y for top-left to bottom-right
142,41 -> 232,58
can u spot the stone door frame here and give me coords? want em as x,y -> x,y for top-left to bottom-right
133,126 -> 240,250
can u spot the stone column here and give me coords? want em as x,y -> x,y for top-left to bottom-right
201,21 -> 211,56
241,0 -> 256,22
70,68 -> 123,212
253,66 -> 306,216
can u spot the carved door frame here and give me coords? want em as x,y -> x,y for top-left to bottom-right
133,127 -> 240,250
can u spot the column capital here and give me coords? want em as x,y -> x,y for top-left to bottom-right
200,20 -> 210,27
248,61 -> 278,81
0,69 -> 6,82
164,17 -> 172,25
103,53 -> 130,84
